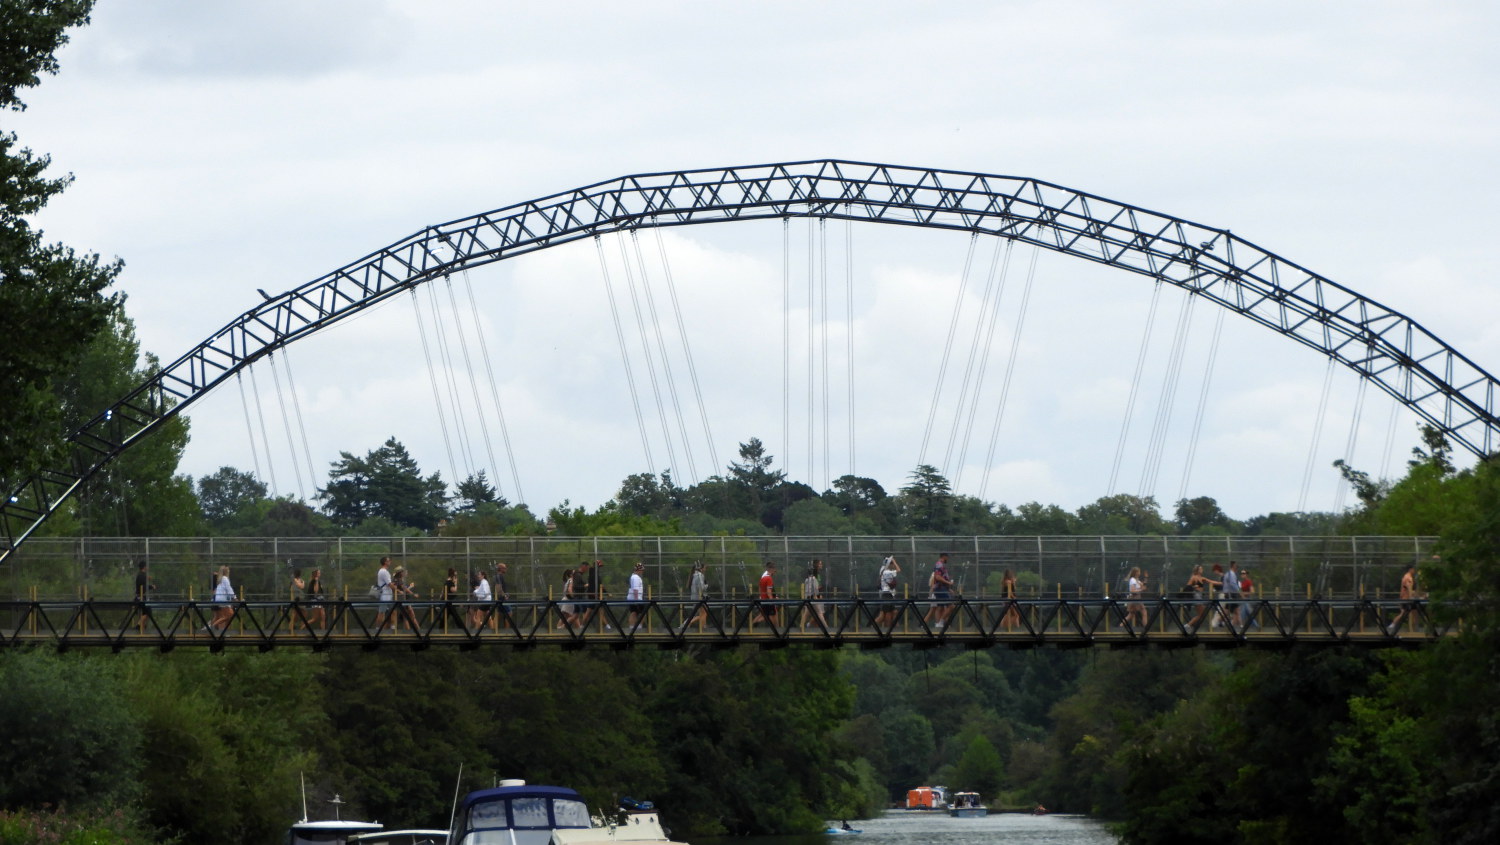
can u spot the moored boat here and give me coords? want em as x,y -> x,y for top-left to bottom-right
450,779 -> 686,845
287,819 -> 384,845
947,792 -> 987,817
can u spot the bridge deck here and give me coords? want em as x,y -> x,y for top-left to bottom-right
0,597 -> 1446,651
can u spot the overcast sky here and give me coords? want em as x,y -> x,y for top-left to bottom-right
13,0 -> 1500,522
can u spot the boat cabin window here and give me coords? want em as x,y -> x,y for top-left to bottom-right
511,797 -> 549,828
552,799 -> 590,828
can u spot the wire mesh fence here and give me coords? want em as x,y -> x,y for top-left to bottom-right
3,534 -> 1437,604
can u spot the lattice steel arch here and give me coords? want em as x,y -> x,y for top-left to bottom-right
4,159 -> 1497,562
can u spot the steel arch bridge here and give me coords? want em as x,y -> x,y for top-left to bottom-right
4,160 -> 1498,562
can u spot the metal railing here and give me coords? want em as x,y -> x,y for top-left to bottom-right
3,535 -> 1439,607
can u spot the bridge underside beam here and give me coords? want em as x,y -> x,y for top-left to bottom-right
0,597 -> 1450,652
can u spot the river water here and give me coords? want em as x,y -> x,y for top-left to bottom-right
711,809 -> 1117,845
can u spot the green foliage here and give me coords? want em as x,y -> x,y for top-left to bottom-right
648,649 -> 855,835
0,806 -> 162,845
122,652 -> 323,844
0,0 -> 121,494
953,734 -> 1004,800
1173,495 -> 1237,534
900,464 -> 954,532
0,650 -> 143,810
196,466 -> 267,525
319,437 -> 449,531
1075,494 -> 1168,535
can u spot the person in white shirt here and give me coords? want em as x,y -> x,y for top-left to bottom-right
627,562 -> 647,631
875,556 -> 901,630
373,556 -> 395,631
470,571 -> 492,630
209,565 -> 236,632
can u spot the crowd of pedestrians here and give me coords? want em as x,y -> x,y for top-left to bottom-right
140,551 -> 1427,638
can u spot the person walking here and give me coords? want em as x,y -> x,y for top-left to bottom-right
1387,564 -> 1422,634
208,565 -> 236,632
627,561 -> 648,632
558,564 -> 579,629
1122,566 -> 1148,629
683,561 -> 709,632
470,569 -> 492,630
757,561 -> 778,626
373,556 -> 396,632
875,556 -> 902,630
999,569 -> 1021,631
391,566 -> 420,631
134,560 -> 155,634
801,560 -> 827,628
1238,568 -> 1260,630
306,568 -> 327,631
1220,561 -> 1242,632
923,553 -> 956,629
1181,564 -> 1221,630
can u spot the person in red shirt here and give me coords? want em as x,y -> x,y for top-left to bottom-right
758,561 -> 777,625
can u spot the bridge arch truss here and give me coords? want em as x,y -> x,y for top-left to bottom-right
4,160 -> 1497,560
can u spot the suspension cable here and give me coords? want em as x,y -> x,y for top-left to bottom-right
1176,306 -> 1225,503
979,243 -> 1039,499
783,218 -> 791,477
410,288 -> 462,488
596,235 -> 655,471
427,282 -> 476,481
444,274 -> 503,491
631,230 -> 697,484
1378,393 -> 1401,482
1107,281 -> 1164,496
1138,292 -> 1196,499
807,216 -> 816,486
247,363 -> 280,496
1333,376 -> 1369,513
950,237 -> 1012,486
919,233 -> 980,466
235,371 -> 265,484
617,232 -> 679,477
1297,357 -> 1337,512
267,352 -> 307,501
820,218 -> 831,491
460,268 -> 525,504
279,349 -> 318,499
845,219 -> 856,478
655,227 -> 718,484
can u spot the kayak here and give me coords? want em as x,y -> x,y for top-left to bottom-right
824,827 -> 862,835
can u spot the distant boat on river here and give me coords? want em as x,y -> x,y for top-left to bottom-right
947,792 -> 988,818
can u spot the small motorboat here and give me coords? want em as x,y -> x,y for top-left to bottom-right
450,779 -> 686,845
287,819 -> 384,845
947,791 -> 988,818
287,793 -> 386,845
350,831 -> 449,845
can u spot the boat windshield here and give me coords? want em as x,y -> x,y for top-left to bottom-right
461,795 -> 592,840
